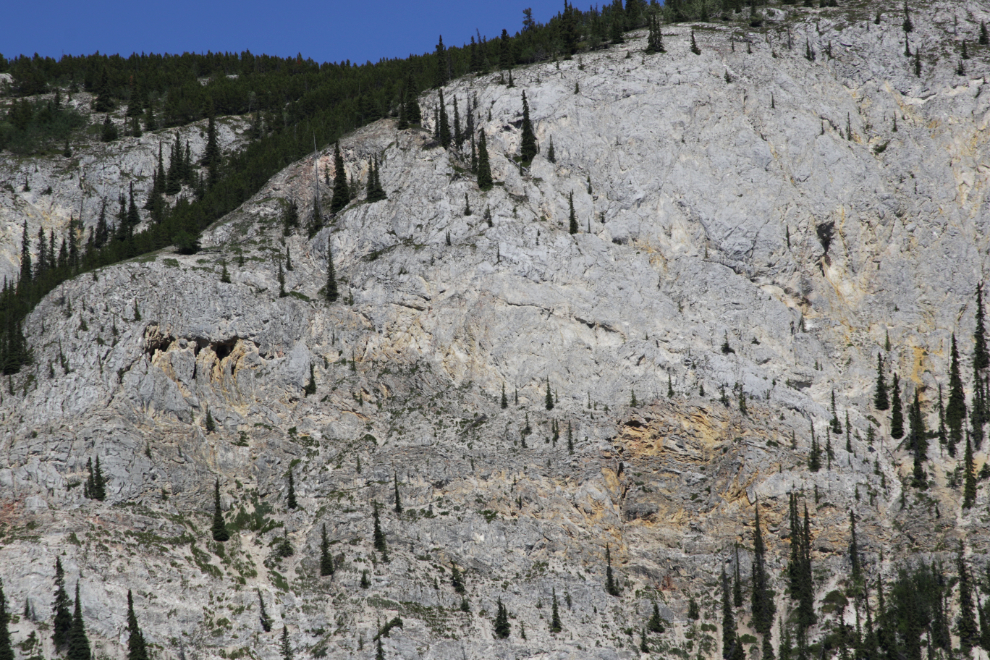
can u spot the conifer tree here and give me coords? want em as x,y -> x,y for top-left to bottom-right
493,598 -> 511,638
963,434 -> 977,508
0,578 -> 12,660
451,562 -> 465,594
126,591 -> 148,660
277,262 -> 286,298
849,511 -> 861,585
808,426 -> 821,472
438,90 -> 451,149
330,142 -> 349,214
721,566 -> 745,660
319,523 -> 334,576
830,389 -> 842,434
958,543 -> 979,653
874,354 -> 889,410
909,390 -> 927,488
452,96 -> 462,150
220,260 -> 231,283
52,557 -> 72,651
646,14 -> 666,53
648,601 -> 665,633
890,374 -> 904,439
751,504 -> 775,634
372,502 -> 387,554
257,590 -> 271,632
688,598 -> 700,620
404,74 -> 422,125
393,472 -> 402,514
982,21 -> 989,45
501,384 -> 508,409
605,543 -> 620,596
212,478 -> 229,542
280,625 -> 293,660
476,131 -> 493,190
948,334 -> 967,454
68,583 -> 91,660
434,36 -> 448,88
520,91 -> 537,165
203,111 -> 221,188
85,457 -> 107,501
286,467 -> 297,509
550,589 -> 562,633
545,377 -> 555,410
567,421 -> 574,455
568,192 -> 578,234
547,136 -> 556,163
205,408 -> 216,433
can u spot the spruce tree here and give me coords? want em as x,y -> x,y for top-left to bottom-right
830,389 -> 842,434
319,523 -> 334,576
438,89 -> 451,149
567,421 -> 574,455
287,467 -> 297,509
372,502 -> 387,554
909,390 -> 927,488
205,408 -> 216,433
52,557 -> 72,651
501,384 -> 508,409
0,578 -> 12,660
605,543 -> 620,596
393,472 -> 402,514
568,192 -> 578,234
126,591 -> 148,660
874,354 -> 889,410
476,131 -> 493,191
257,590 -> 271,632
330,142 -> 349,214
958,543 -> 979,653
751,504 -> 775,634
547,136 -> 556,163
493,598 -> 511,638
849,511 -> 861,585
212,478 -> 229,542
520,91 -> 537,164
434,36 -> 448,88
963,434 -> 977,508
280,625 -> 293,660
450,561 -> 466,594
68,583 -> 91,660
648,601 -> 665,633
722,566 -> 745,660
808,426 -> 822,472
550,589 -> 562,633
890,373 -> 904,439
405,74 -> 422,125
948,334 -> 967,454
545,377 -> 555,410
203,111 -> 221,188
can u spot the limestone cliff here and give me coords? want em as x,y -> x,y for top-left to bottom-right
2,4 -> 990,660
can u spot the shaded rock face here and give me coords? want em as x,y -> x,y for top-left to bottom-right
3,5 -> 990,659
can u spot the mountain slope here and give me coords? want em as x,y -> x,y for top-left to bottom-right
3,4 -> 990,660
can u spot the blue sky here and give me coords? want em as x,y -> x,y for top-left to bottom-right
1,1 -> 573,64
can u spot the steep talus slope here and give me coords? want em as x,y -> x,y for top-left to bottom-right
2,3 -> 990,659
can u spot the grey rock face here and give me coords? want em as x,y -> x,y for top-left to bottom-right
2,5 -> 990,659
